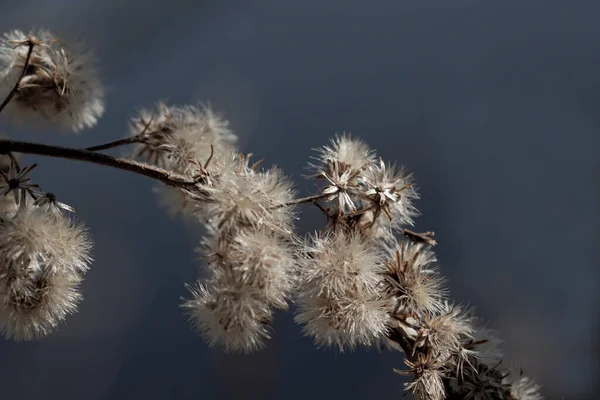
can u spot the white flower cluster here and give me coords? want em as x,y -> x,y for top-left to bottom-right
128,102 -> 297,352
0,26 -> 544,399
0,29 -> 105,132
294,135 -> 542,400
127,102 -> 237,217
0,154 -> 91,340
181,154 -> 298,352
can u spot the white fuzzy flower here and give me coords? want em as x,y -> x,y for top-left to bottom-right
129,102 -> 237,171
182,279 -> 273,353
0,203 -> 91,340
0,29 -> 105,131
310,134 -> 375,213
504,374 -> 543,400
361,158 -> 419,230
184,220 -> 296,352
295,231 -> 390,350
196,161 -> 296,234
0,267 -> 83,341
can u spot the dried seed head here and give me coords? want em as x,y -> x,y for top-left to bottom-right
0,203 -> 91,340
396,352 -> 447,400
309,134 -> 375,213
195,160 -> 296,234
503,372 -> 543,400
0,268 -> 83,341
182,279 -> 273,353
361,159 -> 419,231
295,231 -> 390,350
382,240 -> 446,316
0,29 -> 105,131
129,102 -> 237,171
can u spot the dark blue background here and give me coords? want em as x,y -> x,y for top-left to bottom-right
0,1 -> 598,398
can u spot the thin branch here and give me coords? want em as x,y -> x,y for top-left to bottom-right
0,39 -> 34,114
85,116 -> 155,151
272,192 -> 329,208
0,139 -> 200,189
403,229 -> 437,246
85,136 -> 141,152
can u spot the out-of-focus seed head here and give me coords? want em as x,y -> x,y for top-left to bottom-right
502,372 -> 543,400
0,203 -> 91,340
0,29 -> 105,132
0,268 -> 83,340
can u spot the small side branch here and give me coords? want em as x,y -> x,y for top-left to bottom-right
85,136 -> 141,151
0,139 -> 200,189
273,192 -> 329,208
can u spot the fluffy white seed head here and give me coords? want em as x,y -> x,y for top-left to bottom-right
315,134 -> 376,174
310,134 -> 375,213
196,162 -> 296,234
184,222 -> 296,352
0,268 -> 83,340
308,135 -> 419,240
0,29 -> 105,131
361,159 -> 419,232
295,231 -> 390,350
130,102 -> 239,219
503,373 -> 543,400
129,102 -> 237,171
182,279 -> 273,353
0,203 -> 91,340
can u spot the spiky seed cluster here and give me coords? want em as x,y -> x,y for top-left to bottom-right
128,102 -> 237,217
395,352 -> 447,400
0,29 -> 104,131
382,241 -> 446,316
310,134 -> 418,239
0,202 -> 91,340
295,135 -> 542,399
295,232 -> 390,350
182,150 -> 297,353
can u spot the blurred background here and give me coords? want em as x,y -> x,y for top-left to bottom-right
0,0 -> 598,399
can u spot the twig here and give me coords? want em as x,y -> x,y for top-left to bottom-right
403,229 -> 437,246
0,139 -> 200,189
85,136 -> 141,152
0,39 -> 34,114
272,192 -> 329,208
85,116 -> 155,151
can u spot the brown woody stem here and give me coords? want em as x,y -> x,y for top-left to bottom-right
0,139 -> 200,189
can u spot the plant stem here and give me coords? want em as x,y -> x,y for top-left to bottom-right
273,192 -> 329,208
0,39 -> 34,114
0,139 -> 200,189
85,136 -> 141,151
